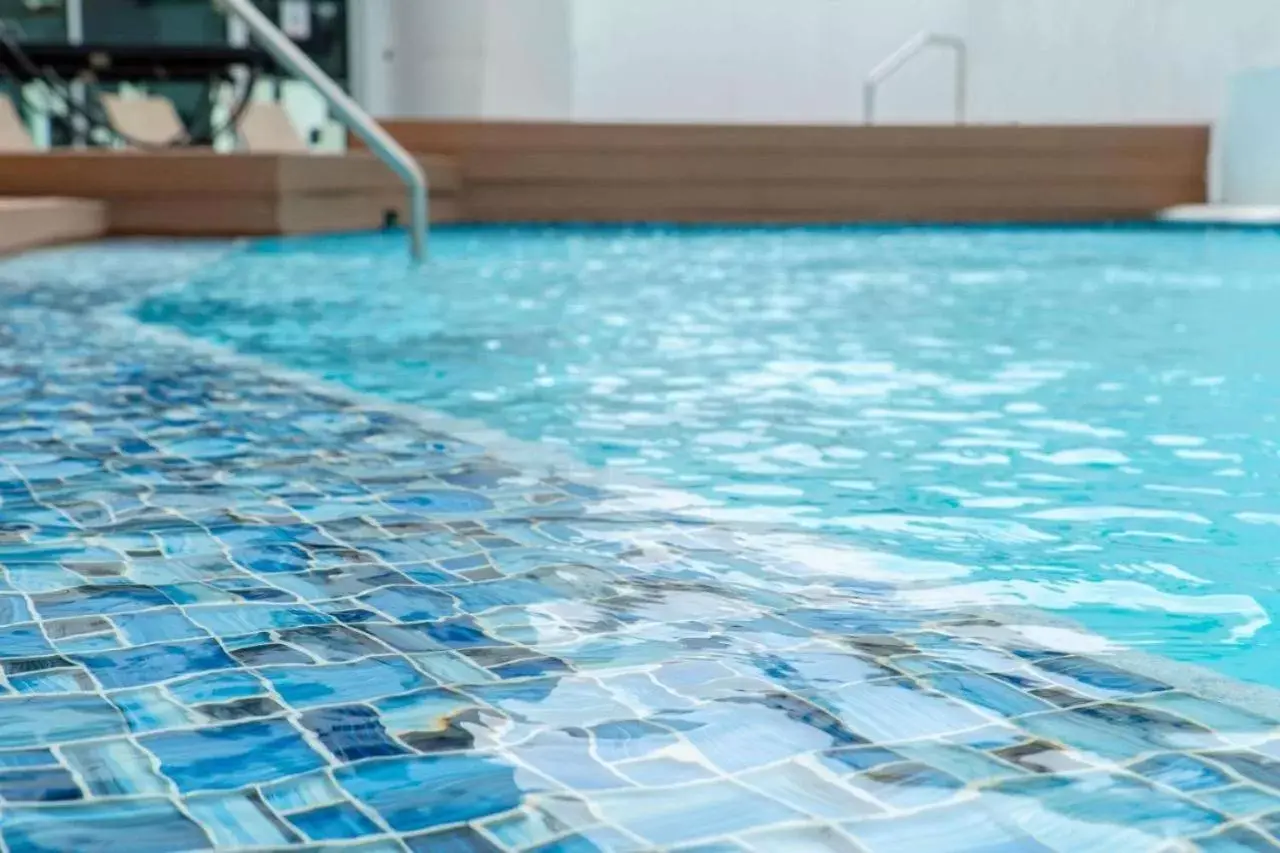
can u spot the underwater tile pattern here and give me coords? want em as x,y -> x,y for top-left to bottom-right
0,247 -> 1279,851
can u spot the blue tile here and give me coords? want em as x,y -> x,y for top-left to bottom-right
142,719 -> 327,793
786,607 -> 919,635
515,732 -> 633,790
0,625 -> 54,659
423,617 -> 504,650
989,772 -> 1225,837
10,668 -> 95,694
76,639 -> 238,690
1137,693 -> 1279,733
184,791 -> 301,847
260,770 -> 348,812
301,705 -> 410,762
2,798 -> 210,853
289,802 -> 383,841
0,767 -> 82,802
589,781 -> 801,845
113,607 -> 208,644
187,603 -> 332,637
923,671 -> 1054,718
1196,827 -> 1280,853
808,678 -> 992,743
0,749 -> 57,769
263,657 -> 433,708
1204,752 -> 1280,790
232,642 -> 313,666
848,762 -> 965,809
619,757 -> 716,786
337,754 -> 522,832
1017,709 -> 1158,761
359,587 -> 459,622
492,656 -> 572,679
1032,656 -> 1171,698
168,670 -> 266,705
406,826 -> 505,852
1200,785 -> 1280,819
387,490 -> 494,515
1132,753 -> 1234,793
278,625 -> 390,662
110,686 -> 199,733
62,737 -> 171,796
231,543 -> 311,574
0,694 -> 126,748
0,595 -> 32,626
31,585 -> 172,619
452,579 -> 565,612
589,720 -> 678,762
820,746 -> 906,774
844,800 -> 1051,853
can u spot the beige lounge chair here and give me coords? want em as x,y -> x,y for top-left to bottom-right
237,100 -> 310,154
103,93 -> 314,154
0,94 -> 35,152
101,93 -> 315,154
99,93 -> 191,148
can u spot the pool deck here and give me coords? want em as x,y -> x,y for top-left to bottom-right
0,244 -> 1278,852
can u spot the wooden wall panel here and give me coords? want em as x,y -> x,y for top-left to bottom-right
361,121 -> 1210,224
0,151 -> 460,237
0,198 -> 105,254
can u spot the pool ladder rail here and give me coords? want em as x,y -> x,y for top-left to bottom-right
864,31 -> 968,125
212,0 -> 429,261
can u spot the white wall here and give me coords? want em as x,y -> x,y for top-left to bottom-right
354,0 -> 1280,129
351,0 -> 572,119
570,0 -> 1280,125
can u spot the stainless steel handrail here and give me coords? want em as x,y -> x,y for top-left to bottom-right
864,32 -> 967,125
213,0 -> 428,261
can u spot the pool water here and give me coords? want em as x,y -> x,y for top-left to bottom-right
5,230 -> 1280,851
140,225 -> 1280,688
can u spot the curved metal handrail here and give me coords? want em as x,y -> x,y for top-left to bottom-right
864,32 -> 967,125
213,0 -> 429,261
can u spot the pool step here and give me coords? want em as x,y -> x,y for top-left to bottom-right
0,197 -> 106,255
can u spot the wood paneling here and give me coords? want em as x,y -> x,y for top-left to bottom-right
0,197 -> 106,255
0,151 -> 459,237
362,121 -> 1209,224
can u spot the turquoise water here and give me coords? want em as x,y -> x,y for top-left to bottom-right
137,225 -> 1280,687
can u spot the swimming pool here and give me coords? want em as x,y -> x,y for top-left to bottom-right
141,225 -> 1280,686
3,227 -> 1280,852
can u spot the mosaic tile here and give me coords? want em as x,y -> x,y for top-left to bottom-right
1132,752 -> 1236,793
0,245 -> 1276,850
587,780 -> 802,846
1,798 -> 211,853
988,772 -> 1227,839
286,801 -> 382,841
843,802 -> 1053,853
0,694 -> 127,748
142,719 -> 327,793
1200,784 -> 1280,818
185,791 -> 300,847
62,737 -> 171,795
1195,826 -> 1280,853
335,754 -> 523,832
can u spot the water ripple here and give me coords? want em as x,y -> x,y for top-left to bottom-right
137,226 -> 1280,687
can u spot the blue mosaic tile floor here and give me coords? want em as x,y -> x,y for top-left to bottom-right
0,245 -> 1279,851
